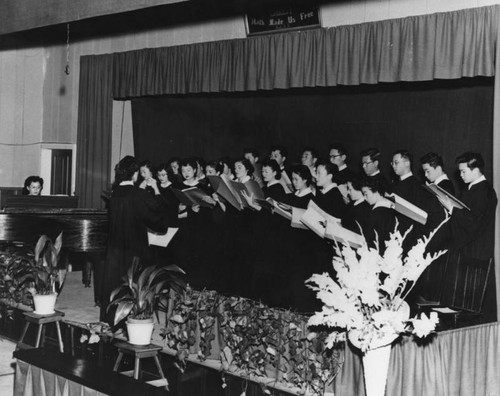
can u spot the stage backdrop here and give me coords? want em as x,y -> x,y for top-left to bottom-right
131,77 -> 494,187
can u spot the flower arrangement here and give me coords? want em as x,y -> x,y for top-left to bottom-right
306,222 -> 446,353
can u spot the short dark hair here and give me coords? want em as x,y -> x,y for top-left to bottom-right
346,177 -> 362,192
420,152 -> 443,169
361,176 -> 386,195
234,157 -> 255,177
393,149 -> 412,164
302,146 -> 319,160
180,158 -> 199,174
456,152 -> 485,173
316,159 -> 338,178
217,157 -> 234,175
156,162 -> 175,181
139,160 -> 153,172
23,175 -> 44,194
360,148 -> 380,162
243,148 -> 260,159
270,145 -> 288,159
290,164 -> 313,186
262,159 -> 282,180
329,143 -> 347,157
114,156 -> 139,185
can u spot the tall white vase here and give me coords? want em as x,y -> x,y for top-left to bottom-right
362,344 -> 391,396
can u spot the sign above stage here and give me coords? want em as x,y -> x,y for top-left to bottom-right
245,5 -> 321,36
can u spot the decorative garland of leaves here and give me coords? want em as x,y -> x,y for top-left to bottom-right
160,287 -> 344,394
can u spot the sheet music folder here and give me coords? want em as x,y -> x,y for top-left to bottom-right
424,183 -> 471,211
385,193 -> 428,225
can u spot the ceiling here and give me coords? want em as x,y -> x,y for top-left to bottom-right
0,0 -> 325,40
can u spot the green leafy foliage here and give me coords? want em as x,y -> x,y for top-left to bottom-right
161,287 -> 344,394
107,257 -> 186,325
3,233 -> 62,306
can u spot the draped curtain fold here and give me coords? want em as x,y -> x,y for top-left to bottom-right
111,6 -> 498,98
76,54 -> 114,209
333,322 -> 500,396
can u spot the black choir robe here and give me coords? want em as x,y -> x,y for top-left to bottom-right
312,185 -> 345,219
436,178 -> 455,195
263,182 -> 286,202
100,184 -> 166,320
366,204 -> 396,253
281,190 -> 314,209
449,179 -> 497,260
343,200 -> 371,236
336,167 -> 357,185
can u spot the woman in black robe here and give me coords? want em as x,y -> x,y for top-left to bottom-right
99,156 -> 166,322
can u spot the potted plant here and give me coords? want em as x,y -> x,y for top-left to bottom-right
108,257 -> 186,345
10,233 -> 63,315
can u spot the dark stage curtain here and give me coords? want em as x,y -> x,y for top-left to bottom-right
76,54 -> 114,209
131,78 -> 494,184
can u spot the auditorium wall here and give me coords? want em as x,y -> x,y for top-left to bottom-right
0,0 -> 498,186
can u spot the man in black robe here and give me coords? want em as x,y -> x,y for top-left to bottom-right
360,147 -> 390,190
439,152 -> 497,260
99,156 -> 167,322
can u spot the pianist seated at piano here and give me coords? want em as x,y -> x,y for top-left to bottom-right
23,176 -> 44,196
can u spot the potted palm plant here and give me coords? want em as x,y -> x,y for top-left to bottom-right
108,257 -> 186,345
10,233 -> 63,315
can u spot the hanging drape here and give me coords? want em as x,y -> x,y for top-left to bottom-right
76,5 -> 500,315
111,6 -> 498,97
333,322 -> 500,396
75,54 -> 114,209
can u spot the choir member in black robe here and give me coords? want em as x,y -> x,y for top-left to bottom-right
361,177 -> 396,253
243,148 -> 263,187
270,145 -> 293,193
342,178 -> 371,236
329,143 -> 357,202
100,156 -> 167,322
151,163 -> 181,266
313,160 -> 345,219
360,147 -> 390,191
301,146 -> 319,185
390,150 -> 430,240
281,164 -> 314,209
439,152 -> 497,260
420,152 -> 455,250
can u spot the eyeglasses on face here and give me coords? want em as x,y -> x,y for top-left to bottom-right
362,161 -> 373,166
330,154 -> 342,158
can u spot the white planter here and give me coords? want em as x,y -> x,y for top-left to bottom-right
33,293 -> 57,315
362,344 -> 391,396
126,317 -> 154,345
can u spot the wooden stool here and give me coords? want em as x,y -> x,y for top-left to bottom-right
18,311 -> 65,353
113,341 -> 168,391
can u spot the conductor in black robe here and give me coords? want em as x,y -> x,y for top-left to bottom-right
99,156 -> 167,323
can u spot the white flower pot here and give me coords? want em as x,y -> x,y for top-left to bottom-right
362,344 -> 391,396
126,317 -> 154,345
33,293 -> 57,315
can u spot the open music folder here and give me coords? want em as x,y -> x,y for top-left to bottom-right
171,186 -> 214,208
325,221 -> 365,249
300,200 -> 341,238
148,228 -> 179,247
424,183 -> 471,211
385,193 -> 428,225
